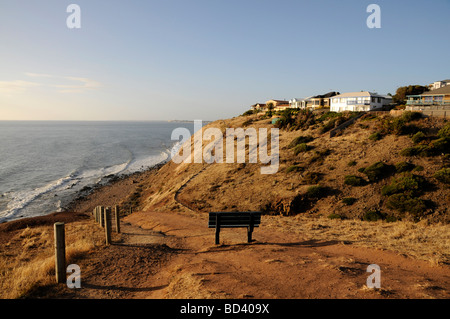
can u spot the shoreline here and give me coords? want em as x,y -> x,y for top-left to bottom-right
63,160 -> 167,214
0,160 -> 168,227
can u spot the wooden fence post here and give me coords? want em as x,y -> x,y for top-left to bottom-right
114,205 -> 120,233
104,207 -> 112,245
54,222 -> 66,284
100,206 -> 105,228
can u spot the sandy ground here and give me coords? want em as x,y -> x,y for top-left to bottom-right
27,208 -> 449,299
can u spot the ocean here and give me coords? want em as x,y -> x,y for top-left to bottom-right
0,121 -> 195,223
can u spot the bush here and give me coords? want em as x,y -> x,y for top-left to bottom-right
342,197 -> 357,205
380,112 -> 421,136
400,144 -> 432,157
429,137 -> 450,154
434,168 -> 450,184
293,143 -> 312,155
328,213 -> 344,220
369,132 -> 383,141
242,109 -> 255,116
288,135 -> 314,148
363,210 -> 386,222
386,194 -> 427,216
402,137 -> 450,157
286,165 -> 300,173
395,161 -> 415,173
443,154 -> 450,168
401,111 -> 422,122
305,185 -> 327,199
303,171 -> 323,184
344,175 -> 366,186
347,160 -> 357,167
362,162 -> 395,182
381,173 -> 426,197
437,122 -> 450,138
411,131 -> 426,144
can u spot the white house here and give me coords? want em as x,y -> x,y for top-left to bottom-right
289,96 -> 316,109
330,92 -> 392,112
429,79 -> 450,91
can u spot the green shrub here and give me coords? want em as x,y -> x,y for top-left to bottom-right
411,131 -> 426,144
429,137 -> 450,154
328,213 -> 344,220
303,171 -> 323,184
386,194 -> 427,216
385,215 -> 398,223
381,173 -> 426,197
293,143 -> 312,155
434,168 -> 450,184
400,144 -> 433,157
381,112 -> 421,136
362,162 -> 395,182
363,210 -> 386,222
443,154 -> 450,168
347,160 -> 357,167
437,122 -> 450,138
242,109 -> 255,116
286,165 -> 300,173
413,165 -> 424,172
395,161 -> 415,173
305,185 -> 327,199
357,167 -> 366,173
344,175 -> 366,186
288,135 -> 314,148
342,197 -> 357,205
369,132 -> 383,141
401,111 -> 422,122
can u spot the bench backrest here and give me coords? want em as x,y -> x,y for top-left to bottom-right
208,212 -> 262,228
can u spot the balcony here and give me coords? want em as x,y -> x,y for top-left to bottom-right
347,100 -> 371,106
406,100 -> 450,106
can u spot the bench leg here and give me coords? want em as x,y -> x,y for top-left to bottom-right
247,228 -> 253,243
215,226 -> 220,245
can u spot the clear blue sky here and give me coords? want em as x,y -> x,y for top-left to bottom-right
1,0 -> 449,121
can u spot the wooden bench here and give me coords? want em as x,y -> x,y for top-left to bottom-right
208,212 -> 262,245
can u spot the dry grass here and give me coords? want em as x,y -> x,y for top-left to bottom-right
264,215 -> 450,265
0,221 -> 103,299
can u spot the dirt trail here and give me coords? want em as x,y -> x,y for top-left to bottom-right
57,210 -> 450,299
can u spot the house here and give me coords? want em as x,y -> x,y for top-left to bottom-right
330,92 -> 392,112
265,99 -> 290,111
309,92 -> 339,109
406,85 -> 450,106
289,98 -> 304,109
289,92 -> 339,110
251,103 -> 267,112
428,79 -> 450,91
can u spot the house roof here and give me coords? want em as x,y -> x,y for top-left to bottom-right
311,91 -> 339,99
421,85 -> 450,95
332,91 -> 385,98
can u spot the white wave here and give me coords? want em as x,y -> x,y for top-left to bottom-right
122,152 -> 169,174
0,174 -> 74,222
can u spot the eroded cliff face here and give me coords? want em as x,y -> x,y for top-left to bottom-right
137,113 -> 449,223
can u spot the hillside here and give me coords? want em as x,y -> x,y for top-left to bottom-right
132,110 -> 449,224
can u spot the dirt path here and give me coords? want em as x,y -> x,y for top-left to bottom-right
57,210 -> 450,299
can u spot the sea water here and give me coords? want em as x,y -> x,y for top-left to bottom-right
0,121 -> 195,223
